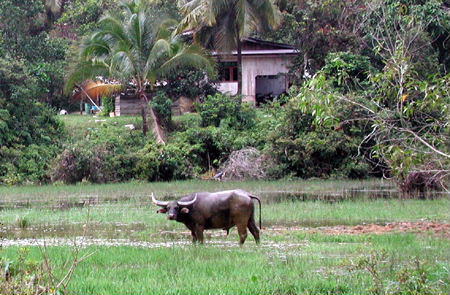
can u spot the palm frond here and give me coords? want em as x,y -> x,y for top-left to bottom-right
179,0 -> 281,50
144,39 -> 171,78
72,81 -> 123,101
45,0 -> 62,15
156,43 -> 215,78
65,60 -> 109,95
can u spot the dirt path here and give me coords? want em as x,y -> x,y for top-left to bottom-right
267,221 -> 450,238
1,222 -> 448,249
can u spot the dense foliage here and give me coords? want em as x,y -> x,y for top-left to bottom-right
0,58 -> 65,185
0,0 -> 448,188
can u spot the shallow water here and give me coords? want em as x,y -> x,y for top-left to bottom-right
2,184 -> 448,210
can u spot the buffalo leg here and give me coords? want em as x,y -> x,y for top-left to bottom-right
194,226 -> 205,244
236,224 -> 248,245
191,231 -> 197,243
248,217 -> 260,244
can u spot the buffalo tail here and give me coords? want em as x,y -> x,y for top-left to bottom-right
250,195 -> 262,230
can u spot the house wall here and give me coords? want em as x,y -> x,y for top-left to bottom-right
242,55 -> 292,103
216,82 -> 238,96
115,95 -> 141,116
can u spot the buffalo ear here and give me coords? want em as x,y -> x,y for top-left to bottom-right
180,207 -> 189,214
157,208 -> 167,213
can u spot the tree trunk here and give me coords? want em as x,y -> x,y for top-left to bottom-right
149,106 -> 166,144
140,93 -> 149,136
236,27 -> 243,98
140,92 -> 166,144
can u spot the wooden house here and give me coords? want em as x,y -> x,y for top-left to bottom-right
214,37 -> 297,104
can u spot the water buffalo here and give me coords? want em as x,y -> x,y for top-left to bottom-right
152,189 -> 261,245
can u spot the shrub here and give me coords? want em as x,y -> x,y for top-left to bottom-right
172,113 -> 201,132
399,163 -> 447,195
266,89 -> 373,179
100,95 -> 115,116
322,52 -> 375,91
217,148 -> 274,181
50,146 -> 90,183
136,142 -> 197,181
173,126 -> 235,171
157,67 -> 217,99
51,121 -> 145,183
349,251 -> 447,294
0,57 -> 65,184
150,91 -> 173,130
196,93 -> 256,130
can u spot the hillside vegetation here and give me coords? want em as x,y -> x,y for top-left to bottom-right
0,0 -> 448,191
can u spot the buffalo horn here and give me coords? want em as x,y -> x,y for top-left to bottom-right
151,193 -> 169,207
177,194 -> 197,206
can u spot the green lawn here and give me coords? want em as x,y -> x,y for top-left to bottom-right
60,114 -> 143,141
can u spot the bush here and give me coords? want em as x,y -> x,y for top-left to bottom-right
50,146 -> 90,183
322,52 -> 375,91
172,113 -> 201,132
349,251 -> 447,294
267,90 -> 373,179
0,144 -> 61,185
100,95 -> 115,116
150,91 -> 173,130
51,121 -> 145,183
196,93 -> 256,130
217,148 -> 274,181
136,142 -> 197,181
172,126 -> 234,171
0,57 -> 66,184
157,67 -> 217,99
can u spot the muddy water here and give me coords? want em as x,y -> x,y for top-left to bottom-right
1,186 -> 449,246
0,237 -> 307,249
3,185 -> 448,210
0,222 -> 146,239
260,187 -> 450,203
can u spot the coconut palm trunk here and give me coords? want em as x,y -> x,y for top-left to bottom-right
139,92 -> 149,136
139,91 -> 165,143
236,25 -> 243,97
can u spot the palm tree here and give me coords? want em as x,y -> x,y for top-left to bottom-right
178,0 -> 280,96
66,0 -> 214,143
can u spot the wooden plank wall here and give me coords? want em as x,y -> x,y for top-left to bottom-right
115,95 -> 141,116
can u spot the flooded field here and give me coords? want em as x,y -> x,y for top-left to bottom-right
1,180 -> 449,294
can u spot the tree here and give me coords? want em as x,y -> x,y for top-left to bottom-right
0,0 -> 70,108
286,0 -> 450,190
66,0 -> 214,143
178,0 -> 280,95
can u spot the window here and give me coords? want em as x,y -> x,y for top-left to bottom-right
219,62 -> 238,82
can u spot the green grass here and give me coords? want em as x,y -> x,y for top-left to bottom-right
1,233 -> 449,294
1,180 -> 449,294
60,114 -> 143,141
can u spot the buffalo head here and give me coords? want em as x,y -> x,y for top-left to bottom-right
151,193 -> 197,221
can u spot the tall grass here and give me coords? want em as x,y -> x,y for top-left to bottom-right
1,233 -> 449,294
0,179 -> 392,204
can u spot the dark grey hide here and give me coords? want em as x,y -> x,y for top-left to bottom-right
152,189 -> 261,245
